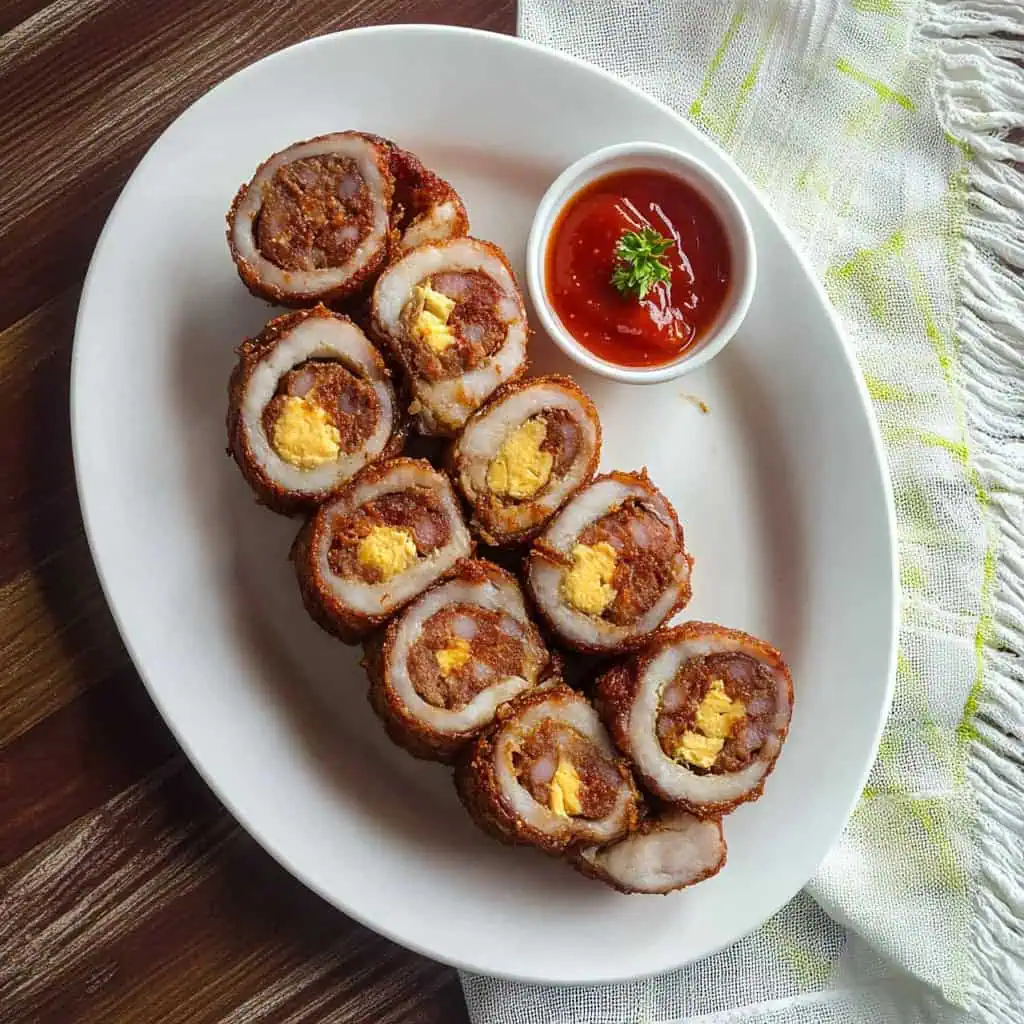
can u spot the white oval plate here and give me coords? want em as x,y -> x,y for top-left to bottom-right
72,25 -> 897,984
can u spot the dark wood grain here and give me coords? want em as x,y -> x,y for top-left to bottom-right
0,2 -> 515,1020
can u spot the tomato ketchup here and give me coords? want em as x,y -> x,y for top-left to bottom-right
545,169 -> 732,368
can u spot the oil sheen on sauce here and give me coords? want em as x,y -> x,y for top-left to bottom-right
545,169 -> 732,368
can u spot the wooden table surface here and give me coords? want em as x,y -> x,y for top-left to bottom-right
0,3 -> 514,1021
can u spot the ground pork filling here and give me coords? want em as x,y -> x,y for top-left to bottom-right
539,408 -> 583,478
406,604 -> 542,710
575,500 -> 681,625
656,652 -> 778,774
512,721 -> 622,820
402,271 -> 507,381
327,488 -> 452,584
255,155 -> 375,271
262,359 -> 380,456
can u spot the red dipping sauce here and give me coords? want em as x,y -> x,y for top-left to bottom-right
545,169 -> 732,368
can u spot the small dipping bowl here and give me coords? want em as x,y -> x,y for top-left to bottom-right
526,141 -> 757,384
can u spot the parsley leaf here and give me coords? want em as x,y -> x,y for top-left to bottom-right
610,228 -> 674,300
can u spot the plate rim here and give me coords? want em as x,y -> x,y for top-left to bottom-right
70,22 -> 899,984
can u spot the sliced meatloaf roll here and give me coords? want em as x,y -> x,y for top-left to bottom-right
292,458 -> 473,643
365,560 -> 553,762
456,685 -> 642,855
574,807 -> 726,894
227,305 -> 403,514
449,375 -> 601,546
371,237 -> 528,436
595,622 -> 794,816
525,470 -> 693,653
228,131 -> 396,305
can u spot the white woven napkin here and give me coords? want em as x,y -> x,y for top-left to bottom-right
460,2 -> 1024,1021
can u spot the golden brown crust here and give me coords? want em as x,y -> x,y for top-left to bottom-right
448,374 -> 603,547
348,133 -> 470,257
363,627 -> 459,754
524,469 -> 693,654
387,142 -> 470,246
591,661 -> 636,747
363,559 -> 552,763
571,810 -> 727,894
454,685 -> 643,856
226,305 -> 406,516
290,457 -> 474,644
226,133 -> 395,306
593,621 -> 794,816
291,516 -> 360,642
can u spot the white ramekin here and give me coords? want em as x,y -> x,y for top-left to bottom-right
526,141 -> 757,384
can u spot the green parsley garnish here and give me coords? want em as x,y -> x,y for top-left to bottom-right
610,228 -> 674,300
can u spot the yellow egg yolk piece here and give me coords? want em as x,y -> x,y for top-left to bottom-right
435,637 -> 472,676
549,756 -> 583,818
673,678 -> 747,769
561,542 -> 617,616
356,526 -> 418,581
486,418 -> 555,500
410,282 -> 457,354
270,395 -> 341,470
